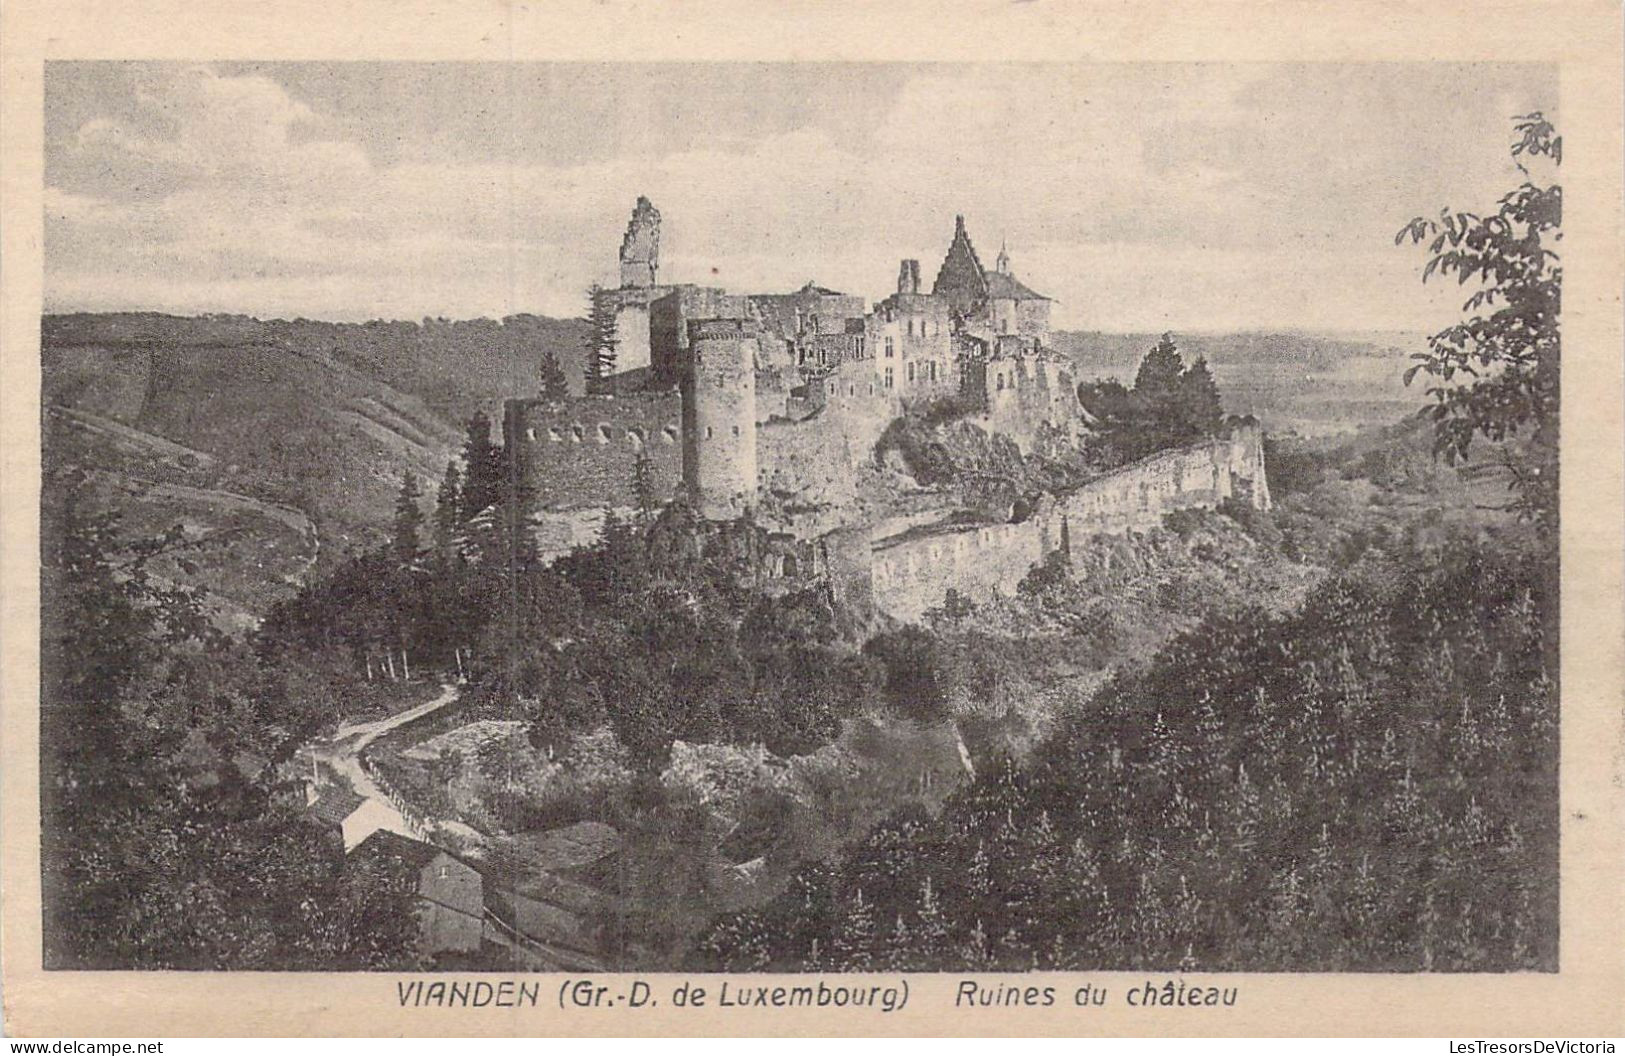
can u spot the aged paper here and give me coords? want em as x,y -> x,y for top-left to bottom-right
3,0 -> 1622,1038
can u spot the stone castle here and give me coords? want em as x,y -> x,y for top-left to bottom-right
504,198 -> 1269,621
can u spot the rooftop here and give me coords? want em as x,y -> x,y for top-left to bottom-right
308,786 -> 366,826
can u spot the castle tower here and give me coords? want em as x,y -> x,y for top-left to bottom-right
683,318 -> 758,520
619,196 -> 661,289
996,240 -> 1010,275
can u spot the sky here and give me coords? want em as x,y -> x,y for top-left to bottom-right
43,61 -> 1557,332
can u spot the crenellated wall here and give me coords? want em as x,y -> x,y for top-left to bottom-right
503,391 -> 683,511
868,422 -> 1269,621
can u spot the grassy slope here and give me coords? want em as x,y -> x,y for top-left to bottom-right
41,311 -> 584,620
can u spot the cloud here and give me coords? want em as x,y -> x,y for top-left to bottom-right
44,62 -> 1556,331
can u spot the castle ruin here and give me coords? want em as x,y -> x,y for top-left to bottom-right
504,200 -> 1270,620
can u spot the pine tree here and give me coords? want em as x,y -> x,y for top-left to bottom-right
913,876 -> 951,963
832,889 -> 876,970
1133,333 -> 1185,398
585,285 -> 619,395
1177,357 -> 1225,436
433,461 -> 461,562
539,349 -> 568,398
460,412 -> 500,519
392,473 -> 424,566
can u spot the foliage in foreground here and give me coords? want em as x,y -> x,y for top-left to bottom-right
40,481 -> 422,969
1397,113 -> 1560,532
695,544 -> 1557,972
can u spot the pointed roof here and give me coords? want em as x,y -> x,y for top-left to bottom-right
932,214 -> 990,314
931,215 -> 1050,307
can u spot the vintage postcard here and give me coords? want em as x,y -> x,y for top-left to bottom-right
2,0 -> 1622,1039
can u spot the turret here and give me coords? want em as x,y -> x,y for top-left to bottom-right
683,318 -> 758,519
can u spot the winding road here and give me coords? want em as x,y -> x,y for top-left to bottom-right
314,682 -> 464,843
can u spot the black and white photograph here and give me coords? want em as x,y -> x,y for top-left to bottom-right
33,54 -> 1570,984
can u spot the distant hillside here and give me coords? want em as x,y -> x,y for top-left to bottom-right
43,311 -> 590,423
1052,329 -> 1423,370
42,310 -> 587,624
1054,329 -> 1430,438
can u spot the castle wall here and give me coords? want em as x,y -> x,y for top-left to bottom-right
969,350 -> 1080,453
611,298 -> 654,375
807,358 -> 900,467
504,392 -> 683,511
872,521 -> 1046,623
869,426 -> 1270,621
755,413 -> 857,536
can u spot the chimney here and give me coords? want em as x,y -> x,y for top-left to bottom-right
897,259 -> 921,295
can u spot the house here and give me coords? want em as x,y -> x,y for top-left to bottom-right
306,786 -> 396,851
349,829 -> 485,956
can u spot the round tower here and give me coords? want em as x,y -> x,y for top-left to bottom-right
683,318 -> 758,520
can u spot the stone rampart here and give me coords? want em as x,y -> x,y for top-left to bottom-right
503,391 -> 683,511
869,424 -> 1269,621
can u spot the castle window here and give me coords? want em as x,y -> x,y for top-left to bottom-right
929,361 -> 939,382
907,319 -> 914,337
884,367 -> 894,390
662,425 -> 678,444
570,425 -> 584,442
706,426 -> 714,440
627,428 -> 646,449
997,374 -> 1006,391
547,427 -> 563,442
525,427 -> 537,442
598,423 -> 613,443
731,425 -> 740,437
884,337 -> 894,358
907,362 -> 916,383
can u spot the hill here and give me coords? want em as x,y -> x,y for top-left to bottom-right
42,311 -> 587,624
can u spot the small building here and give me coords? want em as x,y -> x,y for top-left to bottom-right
306,786 -> 396,852
349,829 -> 485,956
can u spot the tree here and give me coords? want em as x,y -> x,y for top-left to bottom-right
539,349 -> 569,398
39,480 -> 422,970
432,461 -> 461,562
1177,357 -> 1224,437
393,472 -> 424,566
1080,335 -> 1226,465
1134,332 -> 1185,397
459,411 -> 502,519
585,284 -> 619,395
1396,112 -> 1560,532
632,450 -> 657,525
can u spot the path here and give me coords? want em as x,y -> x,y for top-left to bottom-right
315,682 -> 462,844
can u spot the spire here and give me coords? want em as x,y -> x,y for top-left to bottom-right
996,238 -> 1010,275
933,213 -> 989,314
